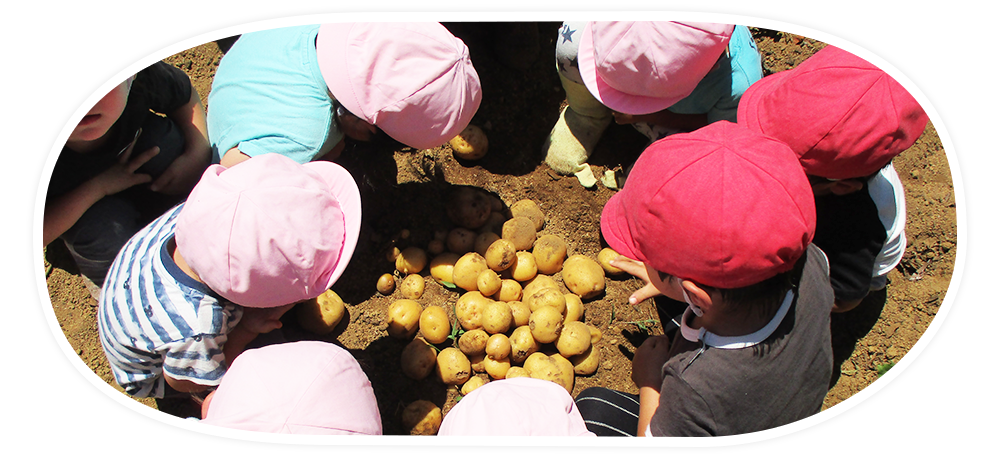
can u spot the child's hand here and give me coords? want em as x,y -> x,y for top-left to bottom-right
150,138 -> 210,195
611,111 -> 639,125
91,135 -> 159,197
631,335 -> 671,389
236,303 -> 295,335
609,256 -> 663,305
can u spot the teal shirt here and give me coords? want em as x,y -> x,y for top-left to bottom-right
207,25 -> 343,164
669,25 -> 763,123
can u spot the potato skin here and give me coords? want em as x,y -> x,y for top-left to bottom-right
481,301 -> 512,335
510,199 -> 545,231
597,248 -> 626,275
555,321 -> 592,357
447,228 -> 477,254
509,325 -> 541,364
449,124 -> 489,161
484,354 -> 511,379
386,299 -> 423,339
400,338 -> 438,380
477,269 -> 502,296
485,238 -> 517,272
562,255 -> 607,299
526,287 -> 566,314
396,247 -> 428,275
523,352 -> 575,393
447,185 -> 493,229
376,273 -> 395,295
402,400 -> 442,435
501,217 -> 537,251
570,345 -> 601,376
563,293 -> 584,323
507,251 -> 537,282
429,253 -> 460,284
495,279 -> 523,302
485,333 -> 512,360
296,290 -> 346,335
455,290 -> 490,331
399,274 -> 425,299
508,301 -> 531,327
436,347 -> 472,385
532,234 -> 568,275
461,375 -> 487,395
453,252 -> 489,292
474,231 -> 501,257
418,305 -> 451,345
529,306 -> 564,344
458,328 -> 490,356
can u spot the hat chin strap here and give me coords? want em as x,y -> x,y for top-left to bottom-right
679,290 -> 794,349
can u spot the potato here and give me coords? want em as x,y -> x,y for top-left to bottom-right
474,231 -> 501,257
526,287 -> 566,314
505,366 -> 530,379
449,124 -> 489,161
447,185 -> 494,229
520,275 -> 560,303
507,251 -> 537,282
458,328 -> 489,356
532,234 -> 568,275
386,299 -> 422,339
495,279 -> 523,302
485,238 -> 517,272
427,239 -> 445,256
402,400 -> 442,435
436,347 -> 472,385
485,333 -> 511,360
562,255 -> 606,299
477,269 -> 502,296
446,227 -> 476,254
597,247 -> 626,275
396,247 -> 428,275
461,375 -> 487,395
452,252 -> 489,292
376,273 -> 395,295
480,210 -> 509,236
570,345 -> 601,376
523,352 -> 575,393
555,321 -> 592,358
399,274 -> 425,299
509,325 -> 541,364
563,293 -> 584,323
508,301 -> 531,327
529,306 -> 564,344
400,338 -> 438,380
501,216 -> 537,251
429,252 -> 460,284
588,324 -> 603,344
469,352 -> 486,373
418,305 -> 451,345
385,246 -> 401,262
455,290 -> 490,331
510,199 -> 545,231
296,289 -> 346,335
484,354 -> 511,379
481,301 -> 512,335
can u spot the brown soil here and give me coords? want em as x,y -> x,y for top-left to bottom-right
44,23 -> 956,434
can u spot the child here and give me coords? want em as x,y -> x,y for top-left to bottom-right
544,21 -> 762,187
200,341 -> 382,435
576,121 -> 834,436
438,378 -> 595,436
44,61 -> 211,288
207,22 -> 482,167
97,153 -> 362,401
736,45 -> 929,385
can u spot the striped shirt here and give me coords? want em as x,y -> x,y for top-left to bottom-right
98,204 -> 243,398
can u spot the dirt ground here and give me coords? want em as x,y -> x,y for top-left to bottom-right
44,23 -> 956,435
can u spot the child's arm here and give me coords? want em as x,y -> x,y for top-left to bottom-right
611,109 -> 709,132
43,142 -> 160,245
149,86 -> 211,195
631,335 -> 672,436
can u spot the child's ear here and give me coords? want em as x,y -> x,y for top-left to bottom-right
680,280 -> 713,310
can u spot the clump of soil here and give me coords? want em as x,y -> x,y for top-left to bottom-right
45,23 -> 956,434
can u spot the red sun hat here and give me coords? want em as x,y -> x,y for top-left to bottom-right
601,121 -> 815,289
317,22 -> 482,150
578,21 -> 734,116
737,45 -> 929,180
176,153 -> 361,308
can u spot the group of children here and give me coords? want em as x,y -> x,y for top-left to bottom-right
45,21 -> 927,437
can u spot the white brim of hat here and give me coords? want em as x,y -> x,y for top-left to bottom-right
302,160 -> 362,289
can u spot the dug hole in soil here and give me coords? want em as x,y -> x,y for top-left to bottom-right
44,23 -> 957,435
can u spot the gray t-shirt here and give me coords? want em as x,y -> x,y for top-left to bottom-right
650,244 -> 834,436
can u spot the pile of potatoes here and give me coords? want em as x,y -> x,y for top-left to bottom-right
382,191 -> 609,415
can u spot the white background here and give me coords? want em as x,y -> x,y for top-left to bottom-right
29,0 -> 976,458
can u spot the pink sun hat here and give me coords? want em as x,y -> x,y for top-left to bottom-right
601,121 -> 815,289
316,22 -> 482,150
737,45 -> 929,180
438,378 -> 595,436
176,153 -> 361,308
201,341 -> 382,435
578,21 -> 734,116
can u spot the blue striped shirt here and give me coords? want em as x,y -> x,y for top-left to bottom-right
98,204 -> 243,398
